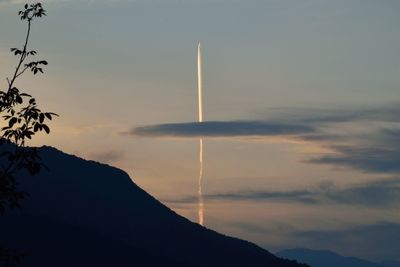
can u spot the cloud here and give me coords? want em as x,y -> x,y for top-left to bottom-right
268,104 -> 400,124
378,128 -> 400,144
306,127 -> 400,173
324,178 -> 400,206
199,189 -> 316,204
89,150 -> 123,164
163,189 -> 314,205
165,178 -> 400,207
309,146 -> 400,173
128,104 -> 400,174
278,105 -> 400,174
130,121 -> 315,138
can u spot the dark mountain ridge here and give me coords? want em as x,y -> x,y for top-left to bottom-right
0,146 -> 307,267
277,248 -> 391,267
381,260 -> 400,267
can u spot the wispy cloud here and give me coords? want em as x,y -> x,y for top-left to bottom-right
88,150 -> 123,164
267,104 -> 400,124
306,126 -> 400,173
309,145 -> 400,173
165,178 -> 400,207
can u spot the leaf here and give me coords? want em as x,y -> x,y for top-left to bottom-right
16,95 -> 23,104
39,113 -> 44,123
9,117 -> 17,128
42,124 -> 50,134
25,130 -> 34,139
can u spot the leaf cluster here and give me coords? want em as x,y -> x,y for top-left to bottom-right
0,2 -> 56,215
0,246 -> 25,267
18,3 -> 46,21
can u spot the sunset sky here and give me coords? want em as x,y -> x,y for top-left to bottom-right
1,0 -> 400,261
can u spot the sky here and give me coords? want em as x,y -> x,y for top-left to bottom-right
1,0 -> 400,262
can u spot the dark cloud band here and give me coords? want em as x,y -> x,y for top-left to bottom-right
309,146 -> 400,173
131,121 -> 315,137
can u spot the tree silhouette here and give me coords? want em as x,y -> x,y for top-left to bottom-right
1,3 -> 56,266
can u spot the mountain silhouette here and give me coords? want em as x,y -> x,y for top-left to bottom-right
381,261 -> 400,267
0,146 -> 307,267
277,248 -> 390,267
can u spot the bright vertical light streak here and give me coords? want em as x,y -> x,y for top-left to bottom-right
197,42 -> 204,226
198,43 -> 203,123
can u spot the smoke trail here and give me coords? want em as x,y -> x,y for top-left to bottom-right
198,43 -> 203,123
197,43 -> 204,226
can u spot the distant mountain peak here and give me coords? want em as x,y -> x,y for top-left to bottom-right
277,248 -> 388,267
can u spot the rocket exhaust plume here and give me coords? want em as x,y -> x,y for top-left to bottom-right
198,43 -> 203,123
197,43 -> 204,226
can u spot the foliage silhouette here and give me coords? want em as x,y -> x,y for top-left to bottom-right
0,248 -> 24,267
0,3 -> 56,266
